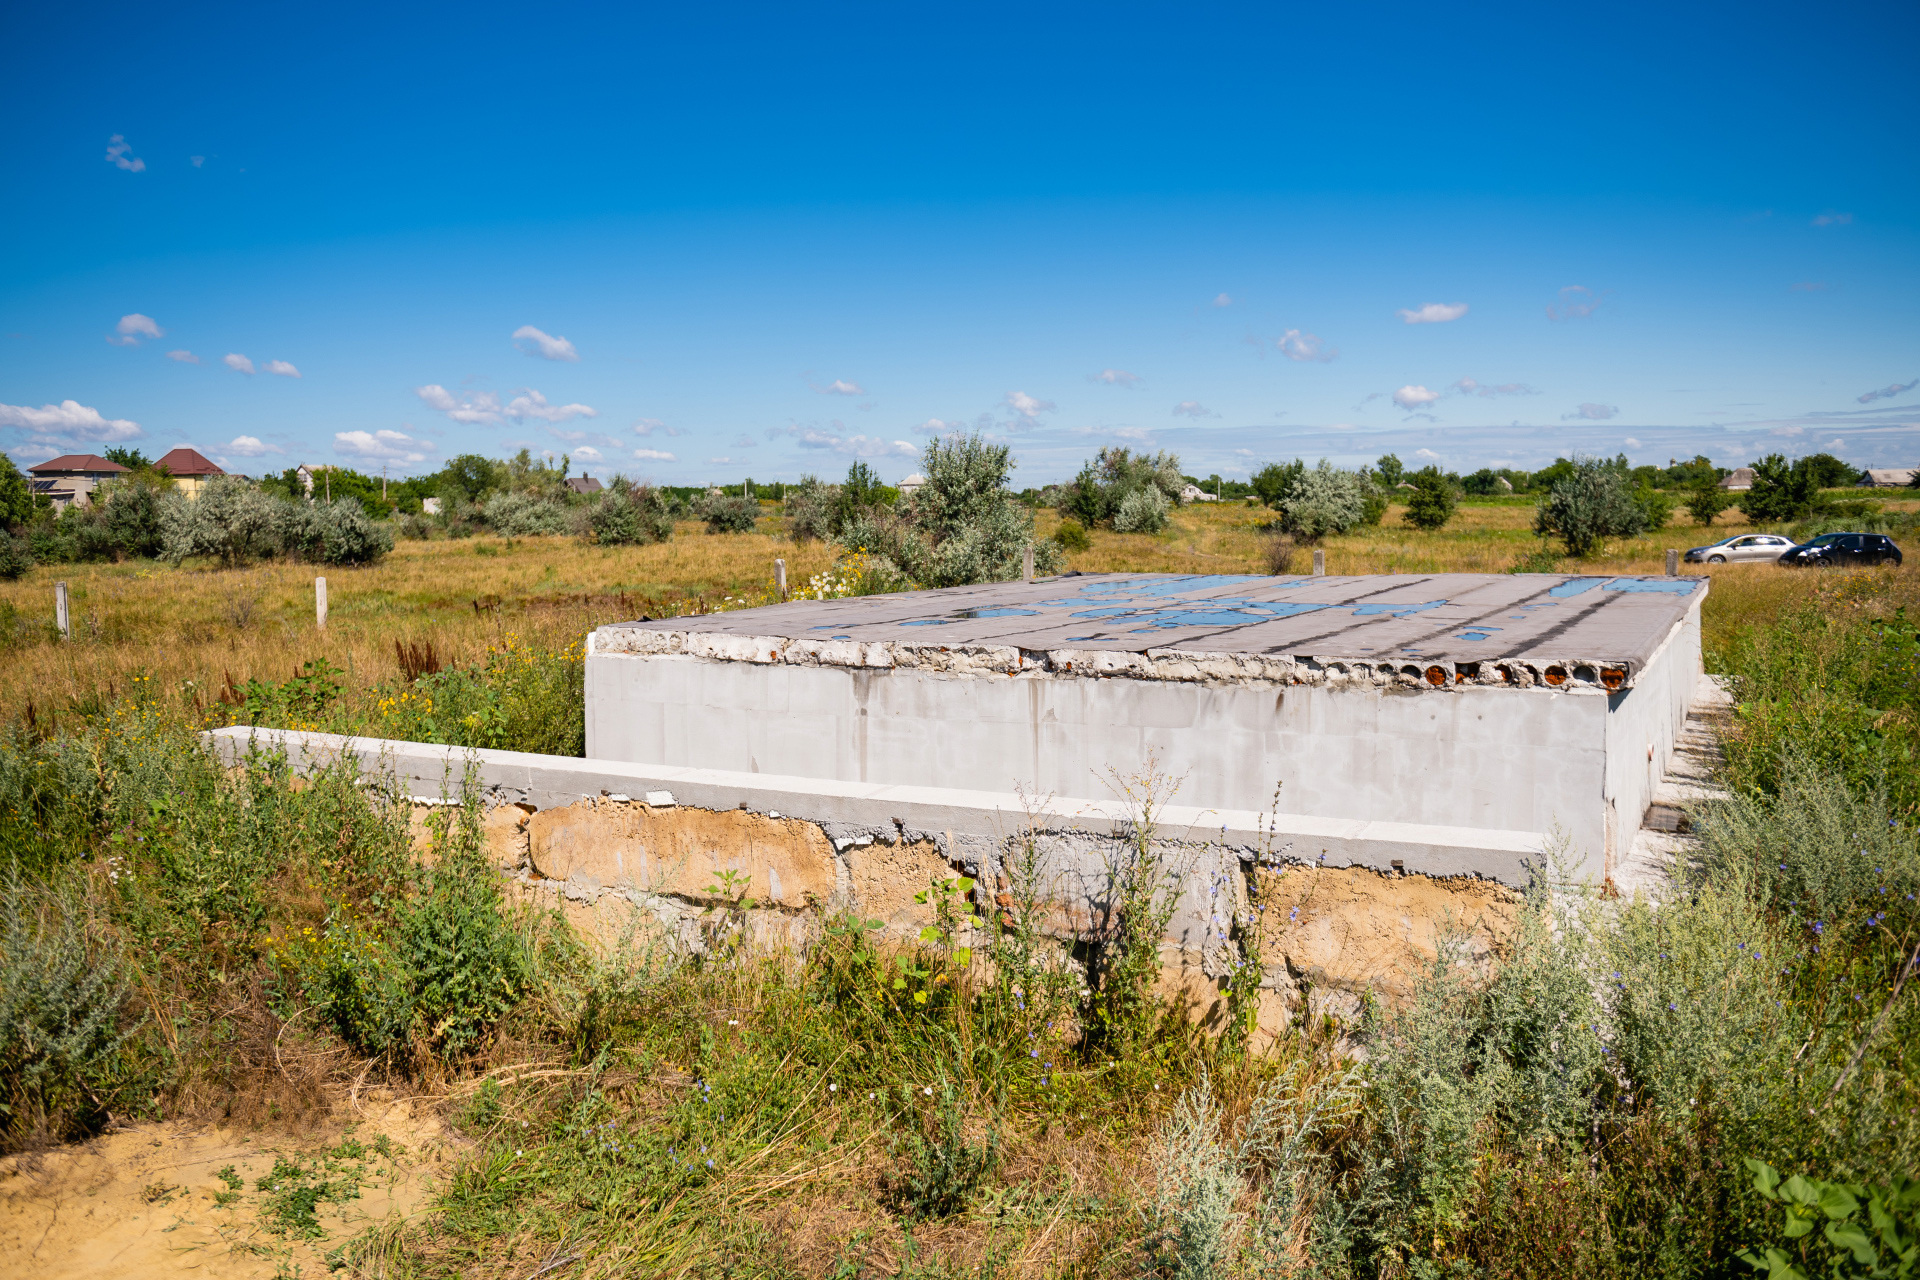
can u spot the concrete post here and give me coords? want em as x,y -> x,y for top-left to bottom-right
1312,548 -> 1326,576
315,576 -> 328,630
1666,548 -> 1679,576
1023,544 -> 1035,583
775,558 -> 788,601
54,581 -> 70,640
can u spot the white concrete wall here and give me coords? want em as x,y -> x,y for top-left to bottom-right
587,652 -> 1625,871
1601,592 -> 1706,879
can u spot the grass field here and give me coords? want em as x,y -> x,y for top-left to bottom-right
8,494 -> 1908,731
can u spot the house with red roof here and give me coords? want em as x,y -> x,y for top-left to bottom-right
27,454 -> 129,511
155,447 -> 225,499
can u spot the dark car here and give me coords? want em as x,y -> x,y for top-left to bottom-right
1777,532 -> 1904,567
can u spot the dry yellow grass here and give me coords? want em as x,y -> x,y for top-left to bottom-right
2,496 -> 1913,727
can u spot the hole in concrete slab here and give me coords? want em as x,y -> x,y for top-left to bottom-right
1399,665 -> 1421,681
1424,666 -> 1448,686
1602,667 -> 1627,691
1454,662 -> 1480,683
1573,664 -> 1598,684
1544,666 -> 1568,686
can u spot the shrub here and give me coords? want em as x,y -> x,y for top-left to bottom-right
1532,456 -> 1647,555
1686,479 -> 1734,527
1057,447 -> 1184,529
1251,459 -> 1305,509
704,495 -> 760,534
588,480 -> 673,546
1143,1077 -> 1243,1280
1402,467 -> 1458,531
0,532 -> 30,581
0,455 -> 34,530
1280,459 -> 1373,539
279,496 -> 395,565
782,476 -> 835,543
1052,517 -> 1090,552
894,1074 -> 998,1220
161,476 -> 282,566
1265,533 -> 1299,574
1112,484 -> 1170,534
1636,484 -> 1676,530
481,491 -> 567,537
1742,454 -> 1827,524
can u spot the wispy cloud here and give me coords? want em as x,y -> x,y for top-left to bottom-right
1003,390 -> 1056,424
1392,385 -> 1440,409
512,325 -> 579,361
265,359 -> 301,378
632,418 -> 684,438
1858,378 -> 1917,405
1172,401 -> 1216,418
165,350 -> 199,364
416,385 -> 596,425
770,423 -> 918,457
1547,285 -> 1607,321
1397,302 -> 1468,325
816,378 -> 867,396
224,353 -> 255,374
572,445 -> 604,461
731,434 -> 759,448
0,399 -> 143,449
1563,403 -> 1619,421
1278,329 -> 1336,362
335,429 -> 431,464
1211,293 -> 1233,308
1812,210 -> 1854,227
226,435 -> 274,456
634,448 -> 677,462
1451,378 -> 1537,398
104,134 -> 145,172
107,314 -> 162,346
1091,369 -> 1143,387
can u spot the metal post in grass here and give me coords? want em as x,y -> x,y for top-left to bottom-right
1312,548 -> 1326,576
1023,544 -> 1034,583
315,576 -> 328,630
54,580 -> 70,639
1666,548 -> 1679,575
775,558 -> 788,602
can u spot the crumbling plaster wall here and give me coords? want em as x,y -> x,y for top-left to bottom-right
477,794 -> 1522,1035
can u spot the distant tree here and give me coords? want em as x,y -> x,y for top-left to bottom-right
1461,468 -> 1503,496
704,495 -> 760,534
1402,467 -> 1457,531
0,454 -> 33,530
103,446 -> 153,471
833,460 -> 897,529
590,479 -> 674,546
1797,451 -> 1862,490
1057,447 -> 1183,531
1664,455 -> 1724,488
784,475 -> 836,542
1533,456 -> 1647,556
1374,453 -> 1406,489
1279,460 -> 1373,539
1531,457 -> 1578,491
1684,479 -> 1734,527
1741,454 -> 1824,524
438,454 -> 507,504
1250,459 -> 1305,509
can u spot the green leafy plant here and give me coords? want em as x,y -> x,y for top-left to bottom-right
1402,467 -> 1458,531
894,1073 -> 998,1220
1739,1158 -> 1920,1279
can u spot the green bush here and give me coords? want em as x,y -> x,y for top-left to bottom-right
1057,447 -> 1184,530
1533,455 -> 1647,555
1052,517 -> 1091,552
1112,484 -> 1171,533
1744,454 -> 1828,524
481,491 -> 567,537
1279,459 -> 1376,539
0,532 -> 31,580
161,476 -> 282,566
703,495 -> 759,534
1739,1159 -> 1920,1280
278,496 -> 395,565
1402,466 -> 1458,531
588,480 -> 673,546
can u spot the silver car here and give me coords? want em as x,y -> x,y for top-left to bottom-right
1683,533 -> 1795,564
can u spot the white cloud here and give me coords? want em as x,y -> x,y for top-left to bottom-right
634,448 -> 678,461
512,325 -> 579,362
108,313 -> 162,346
1004,390 -> 1056,422
1451,378 -> 1536,398
917,418 -> 962,433
1392,385 -> 1441,409
776,424 -> 918,457
1397,302 -> 1468,325
265,359 -> 301,378
1112,426 -> 1153,443
224,353 -> 255,374
0,399 -> 143,449
1091,369 -> 1143,387
226,435 -> 274,456
1277,329 -> 1336,362
1812,210 -> 1854,227
632,417 -> 684,437
104,134 -> 145,173
417,385 -> 595,425
1414,448 -> 1441,460
1172,401 -> 1216,418
1858,378 -> 1916,404
572,445 -> 604,461
1624,436 -> 1643,448
1211,293 -> 1233,308
704,456 -> 734,465
821,379 -> 866,396
1563,403 -> 1619,420
1547,285 -> 1607,321
731,434 -> 759,448
504,389 -> 595,423
165,349 -> 199,364
335,429 -> 430,464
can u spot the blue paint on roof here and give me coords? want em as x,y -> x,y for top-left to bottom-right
1547,578 -> 1610,597
1456,628 -> 1501,641
1602,578 -> 1700,594
1351,600 -> 1446,617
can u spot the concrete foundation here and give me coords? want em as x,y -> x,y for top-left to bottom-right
587,572 -> 1707,882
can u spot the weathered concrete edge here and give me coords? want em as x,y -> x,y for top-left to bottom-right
201,726 -> 1547,885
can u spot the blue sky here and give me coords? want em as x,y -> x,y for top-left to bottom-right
3,1 -> 1916,485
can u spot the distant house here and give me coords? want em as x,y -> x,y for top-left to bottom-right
1494,476 -> 1514,492
1717,467 -> 1755,492
155,447 -> 224,499
1178,483 -> 1219,503
1863,468 -> 1917,488
898,473 -> 927,498
27,454 -> 128,511
565,474 -> 604,495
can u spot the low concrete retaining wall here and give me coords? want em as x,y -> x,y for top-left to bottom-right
204,726 -> 1525,1031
